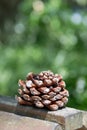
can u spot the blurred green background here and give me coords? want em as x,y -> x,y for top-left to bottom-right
0,0 -> 87,110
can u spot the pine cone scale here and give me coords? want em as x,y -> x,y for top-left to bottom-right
16,70 -> 69,111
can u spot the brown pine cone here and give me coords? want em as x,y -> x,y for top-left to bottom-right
47,104 -> 59,111
38,87 -> 50,94
34,101 -> 44,108
16,70 -> 69,111
31,96 -> 42,101
16,96 -> 33,106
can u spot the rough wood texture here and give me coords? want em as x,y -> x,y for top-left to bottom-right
0,111 -> 62,130
0,95 -> 83,130
0,95 -> 17,113
83,111 -> 87,128
77,111 -> 87,130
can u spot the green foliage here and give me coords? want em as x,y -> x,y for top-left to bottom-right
0,0 -> 87,110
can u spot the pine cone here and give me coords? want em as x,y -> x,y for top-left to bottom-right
16,70 -> 69,111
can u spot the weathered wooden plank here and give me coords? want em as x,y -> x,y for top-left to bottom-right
83,111 -> 87,128
0,95 -> 17,113
0,111 -> 62,130
16,105 -> 82,130
0,95 -> 83,130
